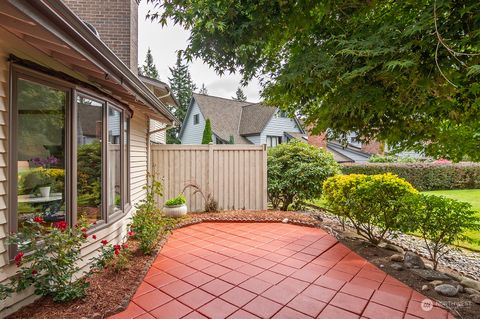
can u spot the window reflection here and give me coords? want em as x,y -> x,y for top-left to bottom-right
16,79 -> 66,230
77,95 -> 103,224
108,107 -> 121,214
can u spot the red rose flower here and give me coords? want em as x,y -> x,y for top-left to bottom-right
82,233 -> 88,239
128,231 -> 135,237
92,235 -> 97,240
33,216 -> 44,224
14,251 -> 24,267
122,243 -> 128,249
32,269 -> 38,275
81,227 -> 88,233
101,240 -> 108,246
53,221 -> 68,232
114,249 -> 120,256
113,244 -> 121,250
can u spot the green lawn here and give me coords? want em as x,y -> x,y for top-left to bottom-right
422,189 -> 480,251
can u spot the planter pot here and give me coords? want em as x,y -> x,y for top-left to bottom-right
163,204 -> 188,218
39,186 -> 51,198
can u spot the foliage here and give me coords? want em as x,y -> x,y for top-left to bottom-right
341,163 -> 480,191
139,48 -> 159,79
368,155 -> 418,164
0,218 -> 90,302
168,52 -> 197,143
183,181 -> 218,212
19,168 -> 65,194
228,135 -> 235,144
148,0 -> 480,161
198,83 -> 208,95
267,140 -> 340,211
165,194 -> 186,207
77,141 -> 101,206
90,239 -> 132,273
408,194 -> 480,269
233,87 -> 247,101
323,173 -> 418,244
202,118 -> 213,144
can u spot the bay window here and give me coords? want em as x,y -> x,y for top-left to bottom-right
10,67 -> 131,238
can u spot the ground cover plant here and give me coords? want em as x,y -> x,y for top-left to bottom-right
267,140 -> 340,211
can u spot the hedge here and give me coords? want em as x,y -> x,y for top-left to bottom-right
341,163 -> 480,191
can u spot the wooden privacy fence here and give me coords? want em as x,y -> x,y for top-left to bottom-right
151,144 -> 267,212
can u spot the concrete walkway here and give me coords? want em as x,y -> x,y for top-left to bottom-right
109,223 -> 453,319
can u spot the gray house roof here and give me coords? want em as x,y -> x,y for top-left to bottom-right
183,93 -> 301,144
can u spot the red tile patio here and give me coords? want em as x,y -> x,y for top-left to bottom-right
109,223 -> 454,319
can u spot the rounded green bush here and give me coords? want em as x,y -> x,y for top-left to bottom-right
267,140 -> 340,211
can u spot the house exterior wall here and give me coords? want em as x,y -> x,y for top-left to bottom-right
149,119 -> 166,144
181,100 -> 206,144
63,0 -> 139,72
246,135 -> 261,144
0,30 -> 152,317
259,111 -> 302,145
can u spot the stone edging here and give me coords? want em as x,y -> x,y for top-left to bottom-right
102,217 -> 321,319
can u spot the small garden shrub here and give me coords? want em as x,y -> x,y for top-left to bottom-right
368,154 -> 418,163
132,172 -> 177,254
341,162 -> 480,191
183,181 -> 218,212
165,194 -> 186,207
268,140 -> 340,211
0,217 -> 90,302
323,173 -> 418,244
90,238 -> 132,273
408,194 -> 480,269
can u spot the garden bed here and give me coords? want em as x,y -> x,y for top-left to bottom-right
5,210 -> 478,319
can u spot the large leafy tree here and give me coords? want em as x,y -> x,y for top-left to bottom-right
139,47 -> 159,79
147,0 -> 480,161
168,53 -> 197,143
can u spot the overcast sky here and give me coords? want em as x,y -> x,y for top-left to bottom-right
137,2 -> 262,102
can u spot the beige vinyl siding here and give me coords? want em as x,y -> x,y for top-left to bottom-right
0,40 -> 9,271
151,144 -> 267,212
149,119 -> 166,144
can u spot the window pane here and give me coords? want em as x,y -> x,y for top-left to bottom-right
16,79 -> 66,230
77,95 -> 103,224
123,117 -> 130,206
108,106 -> 121,214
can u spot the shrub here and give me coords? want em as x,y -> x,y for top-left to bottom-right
90,238 -> 132,273
268,140 -> 340,211
202,118 -> 213,144
132,171 -> 177,254
323,173 -> 418,244
165,194 -> 186,207
0,217 -> 90,302
409,194 -> 480,269
368,154 -> 418,163
341,162 -> 480,191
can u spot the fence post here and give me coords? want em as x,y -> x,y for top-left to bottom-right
207,144 -> 214,196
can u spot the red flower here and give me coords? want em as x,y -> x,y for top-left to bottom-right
101,240 -> 108,246
92,235 -> 97,240
113,244 -> 121,250
122,243 -> 128,249
128,231 -> 135,237
14,251 -> 24,267
81,227 -> 88,233
31,269 -> 38,275
114,249 -> 120,256
53,221 -> 68,232
33,216 -> 44,224
82,233 -> 88,239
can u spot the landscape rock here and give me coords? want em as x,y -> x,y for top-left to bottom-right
434,284 -> 460,297
91,313 -> 102,319
460,277 -> 480,291
282,218 -> 289,223
430,280 -> 443,286
411,269 -> 450,281
391,263 -> 404,271
424,264 -> 433,270
379,242 -> 405,253
471,294 -> 480,304
390,254 -> 404,262
465,288 -> 480,295
422,285 -> 429,291
404,252 -> 425,269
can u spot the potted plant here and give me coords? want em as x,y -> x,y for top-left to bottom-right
163,194 -> 187,217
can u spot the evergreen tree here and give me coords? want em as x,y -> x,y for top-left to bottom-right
233,87 -> 247,101
168,53 -> 197,143
140,48 -> 159,79
202,119 -> 213,144
199,83 -> 208,95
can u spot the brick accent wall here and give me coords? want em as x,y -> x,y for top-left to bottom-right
307,128 -> 327,149
63,0 -> 139,72
361,141 -> 384,154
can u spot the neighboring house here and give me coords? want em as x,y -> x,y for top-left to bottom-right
180,93 -> 304,146
0,0 -> 178,315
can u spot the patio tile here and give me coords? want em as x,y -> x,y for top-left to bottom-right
269,263 -> 297,276
302,284 -> 336,303
133,281 -> 156,298
251,257 -> 277,269
182,311 -> 209,319
144,272 -> 177,288
202,264 -> 231,277
201,278 -> 234,296
108,302 -> 145,319
255,270 -> 286,285
221,286 -> 257,307
220,270 -> 250,285
362,302 -> 404,319
237,264 -> 265,276
370,290 -> 409,311
340,282 -> 375,299
183,271 -> 215,287
150,300 -> 192,319
271,307 -> 312,319
228,309 -> 261,319
160,280 -> 195,298
314,275 -> 346,290
220,258 -> 247,269
329,292 -> 368,314
287,294 -> 326,317
317,305 -> 360,319
198,298 -> 238,319
189,258 -> 215,270
133,289 -> 172,311
289,268 -> 323,282
243,296 -> 283,319
262,284 -> 298,304
406,300 -> 449,319
277,277 -> 309,293
239,277 -> 273,294
177,289 -> 215,309
280,257 -> 308,269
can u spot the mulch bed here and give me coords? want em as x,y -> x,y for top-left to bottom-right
5,210 -> 478,319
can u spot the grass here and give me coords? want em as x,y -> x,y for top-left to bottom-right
422,189 -> 480,251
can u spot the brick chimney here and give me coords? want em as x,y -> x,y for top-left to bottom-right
307,125 -> 327,149
64,0 -> 139,73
